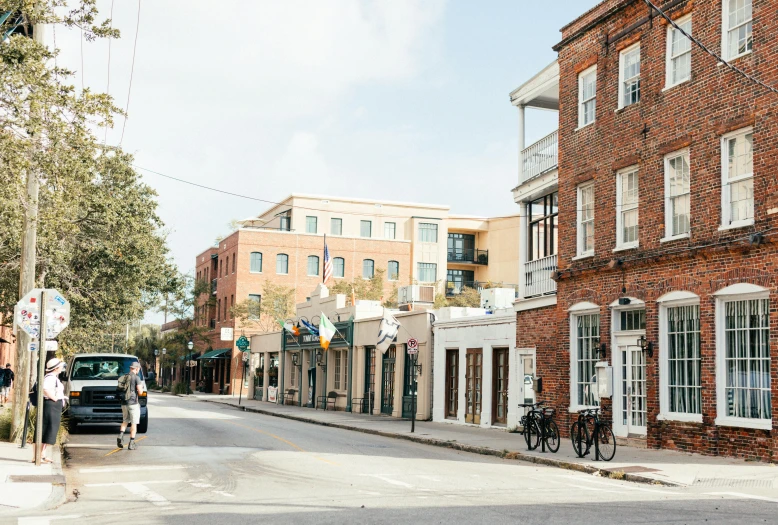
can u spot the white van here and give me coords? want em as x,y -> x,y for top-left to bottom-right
65,353 -> 148,433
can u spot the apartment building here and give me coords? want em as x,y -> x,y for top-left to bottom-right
194,194 -> 520,395
545,0 -> 778,460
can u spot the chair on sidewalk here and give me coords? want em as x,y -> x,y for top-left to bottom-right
317,391 -> 338,411
285,389 -> 297,405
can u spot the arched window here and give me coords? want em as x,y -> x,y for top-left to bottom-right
363,259 -> 375,279
250,252 -> 263,273
307,255 -> 320,276
276,254 -> 289,274
333,257 -> 345,278
388,260 -> 399,281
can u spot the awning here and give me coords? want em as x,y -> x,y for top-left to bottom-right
198,348 -> 231,360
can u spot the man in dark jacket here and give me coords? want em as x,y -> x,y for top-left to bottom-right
0,364 -> 13,406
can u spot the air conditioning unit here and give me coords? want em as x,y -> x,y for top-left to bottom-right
398,285 -> 435,308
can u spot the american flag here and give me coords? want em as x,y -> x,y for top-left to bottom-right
323,242 -> 333,284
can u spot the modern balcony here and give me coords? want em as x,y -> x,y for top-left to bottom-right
521,130 -> 558,184
523,254 -> 557,298
447,249 -> 488,265
446,280 -> 518,298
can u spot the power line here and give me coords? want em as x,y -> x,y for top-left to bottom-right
103,0 -> 115,146
643,0 -> 778,96
80,24 -> 84,90
120,0 -> 141,146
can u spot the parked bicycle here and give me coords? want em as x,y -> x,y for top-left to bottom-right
518,401 -> 560,453
571,407 -> 616,461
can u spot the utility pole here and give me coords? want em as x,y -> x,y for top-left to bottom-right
11,20 -> 45,444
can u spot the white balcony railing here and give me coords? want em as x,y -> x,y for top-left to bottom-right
521,130 -> 558,184
524,254 -> 557,298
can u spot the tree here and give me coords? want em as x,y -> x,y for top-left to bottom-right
445,286 -> 482,308
330,268 -> 387,303
231,280 -> 295,332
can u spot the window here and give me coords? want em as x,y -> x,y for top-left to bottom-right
447,269 -> 474,295
418,263 -> 437,283
384,222 -> 396,240
664,150 -> 691,238
388,261 -> 399,281
576,183 -> 595,257
619,309 -> 645,331
334,350 -> 343,390
363,259 -> 374,279
224,296 -> 228,320
306,216 -> 318,234
360,220 -> 372,238
279,214 -> 291,232
333,257 -> 345,278
664,304 -> 701,416
276,254 -> 289,274
724,0 -> 752,59
250,252 -> 262,273
419,223 -> 438,243
217,298 -> 221,321
331,218 -> 342,236
722,128 -> 754,227
290,358 -> 296,387
573,313 -> 600,407
619,44 -> 641,108
528,192 -> 558,261
307,255 -> 319,276
448,233 -> 476,263
717,293 -> 770,427
578,66 -> 597,127
666,16 -> 692,87
616,168 -> 639,248
232,254 -> 236,273
248,294 -> 261,320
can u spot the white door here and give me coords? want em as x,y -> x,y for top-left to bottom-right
519,353 -> 536,405
618,343 -> 647,435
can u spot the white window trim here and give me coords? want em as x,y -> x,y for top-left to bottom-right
617,43 -> 641,110
665,15 -> 692,90
722,0 -> 753,61
577,182 -> 595,258
664,148 -> 691,239
307,256 -> 319,277
714,287 -> 772,430
250,253 -> 263,274
388,261 -> 399,282
720,127 -> 754,230
658,294 -> 703,423
615,166 -> 639,250
569,307 -> 601,412
577,65 -> 597,129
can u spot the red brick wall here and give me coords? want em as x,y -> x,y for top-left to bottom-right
553,0 -> 778,460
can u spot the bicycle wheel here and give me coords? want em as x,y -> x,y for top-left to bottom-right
570,421 -> 585,457
545,420 -> 560,453
595,424 -> 617,461
524,417 -> 541,451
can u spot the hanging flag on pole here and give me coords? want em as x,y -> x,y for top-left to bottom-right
300,318 -> 319,336
277,318 -> 299,336
323,239 -> 333,285
319,312 -> 337,350
376,309 -> 400,354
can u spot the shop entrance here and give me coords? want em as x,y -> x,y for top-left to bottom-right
381,346 -> 396,415
465,348 -> 482,424
492,348 -> 509,425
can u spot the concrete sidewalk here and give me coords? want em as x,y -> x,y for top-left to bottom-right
187,393 -> 778,488
0,426 -> 65,515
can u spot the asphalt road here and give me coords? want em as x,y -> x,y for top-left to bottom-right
13,394 -> 778,524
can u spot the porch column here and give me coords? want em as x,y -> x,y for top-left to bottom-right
518,201 -> 529,300
262,352 -> 270,402
517,104 -> 526,182
374,350 -> 383,415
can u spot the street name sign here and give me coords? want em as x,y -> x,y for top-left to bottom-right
15,288 -> 70,340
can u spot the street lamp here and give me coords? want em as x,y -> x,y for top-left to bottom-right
291,352 -> 299,366
162,348 -> 167,388
315,350 -> 326,372
186,341 -> 194,394
637,335 -> 653,358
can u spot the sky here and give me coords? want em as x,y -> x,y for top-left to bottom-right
53,0 -> 599,323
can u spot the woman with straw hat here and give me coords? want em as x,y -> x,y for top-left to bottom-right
32,358 -> 66,463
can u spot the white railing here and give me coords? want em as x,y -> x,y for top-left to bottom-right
521,130 -> 558,184
524,254 -> 557,298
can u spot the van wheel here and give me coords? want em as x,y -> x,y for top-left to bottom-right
137,415 -> 148,434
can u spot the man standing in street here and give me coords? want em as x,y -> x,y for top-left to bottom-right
117,362 -> 143,450
0,364 -> 14,406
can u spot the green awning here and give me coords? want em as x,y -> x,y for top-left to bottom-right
198,348 -> 231,360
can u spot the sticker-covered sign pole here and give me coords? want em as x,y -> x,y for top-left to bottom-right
34,289 -> 47,466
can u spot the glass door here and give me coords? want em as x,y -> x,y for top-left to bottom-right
381,347 -> 396,415
492,348 -> 509,425
445,350 -> 458,418
363,347 -> 376,413
465,348 -> 482,424
618,342 -> 647,435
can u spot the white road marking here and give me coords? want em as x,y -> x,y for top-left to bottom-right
189,482 -> 213,488
706,492 -> 778,504
213,491 -> 235,498
366,475 -> 414,488
80,465 -> 187,474
18,516 -> 81,525
556,474 -> 683,495
562,483 -> 626,494
85,479 -> 181,487
357,490 -> 382,496
123,482 -> 171,507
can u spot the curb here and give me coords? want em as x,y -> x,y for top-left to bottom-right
199,398 -> 681,487
44,443 -> 67,510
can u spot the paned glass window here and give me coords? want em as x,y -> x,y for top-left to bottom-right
579,67 -> 597,127
388,261 -> 399,281
384,222 -> 396,239
723,130 -> 754,225
666,151 -> 691,236
617,169 -> 639,247
250,252 -> 263,273
724,298 -> 770,420
528,192 -> 558,261
576,314 -> 600,407
334,350 -> 342,390
248,294 -> 261,320
620,309 -> 646,331
306,216 -> 317,234
667,305 -> 701,414
577,183 -> 595,255
620,45 -> 641,108
668,17 -> 692,86
276,254 -> 288,274
331,218 -> 342,236
418,263 -> 437,283
726,0 -> 753,59
363,259 -> 374,279
419,223 -> 438,243
307,255 -> 319,276
360,220 -> 372,238
333,257 -> 345,278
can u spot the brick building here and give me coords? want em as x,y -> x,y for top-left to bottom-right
525,0 -> 778,460
194,194 -> 521,396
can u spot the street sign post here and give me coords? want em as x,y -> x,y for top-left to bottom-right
406,338 -> 420,433
236,337 -> 250,406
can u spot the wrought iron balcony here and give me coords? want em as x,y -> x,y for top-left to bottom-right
521,130 -> 558,184
524,254 -> 557,298
446,281 -> 518,298
447,249 -> 488,265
